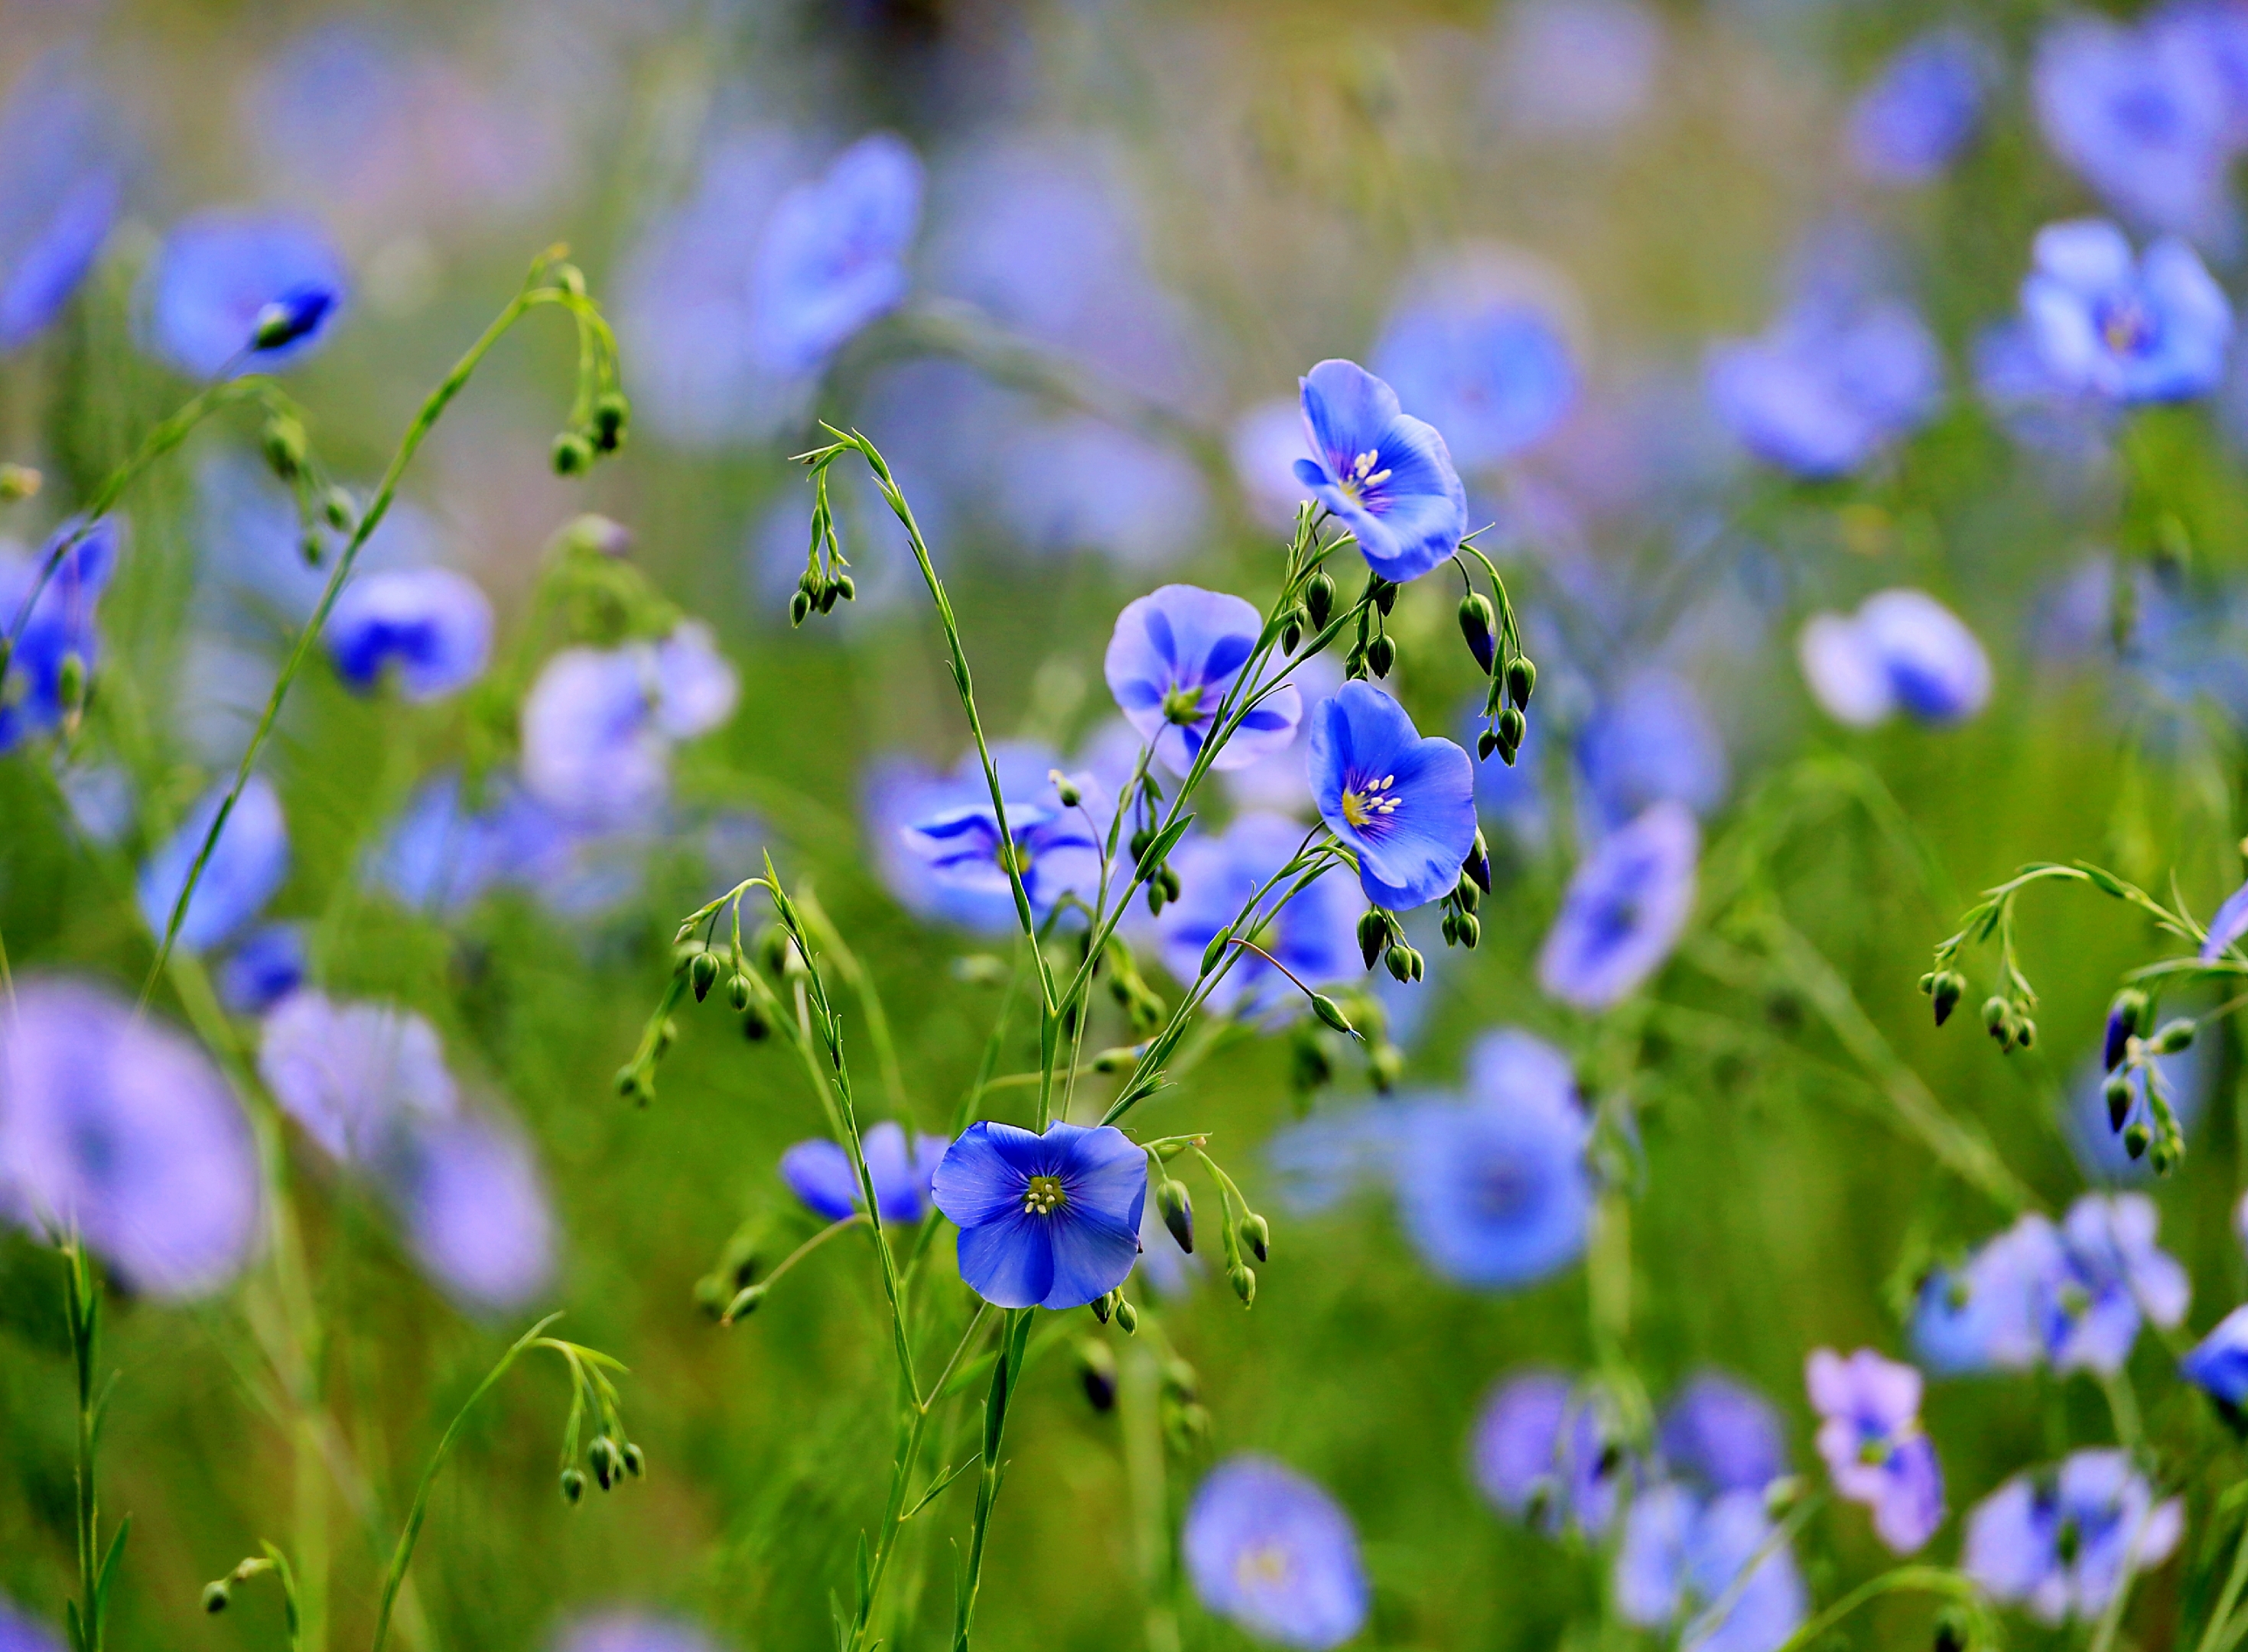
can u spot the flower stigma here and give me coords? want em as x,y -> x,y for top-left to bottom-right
1023,1173 -> 1067,1216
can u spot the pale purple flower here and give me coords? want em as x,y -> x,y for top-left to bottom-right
258,990 -> 457,1163
1806,1347 -> 1944,1553
1964,1450 -> 2183,1624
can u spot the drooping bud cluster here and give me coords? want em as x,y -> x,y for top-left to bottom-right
789,454 -> 858,625
1918,968 -> 1967,1027
1455,554 -> 1537,767
1342,573 -> 1401,681
2090,986 -> 2192,1172
1437,830 -> 1493,951
550,262 -> 631,476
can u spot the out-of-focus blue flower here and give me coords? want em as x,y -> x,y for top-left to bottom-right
1230,398 -> 1315,528
2160,2 -> 2248,142
993,412 -> 1209,568
379,1111 -> 557,1315
1228,653 -> 1343,818
326,567 -> 493,701
1295,359 -> 1469,584
551,1611 -> 716,1652
0,519 -> 116,753
1974,320 -> 2114,465
1658,1374 -> 1788,1495
930,1120 -> 1147,1310
258,990 -> 457,1164
1914,1215 -> 2064,1374
1372,259 -> 1577,467
1309,681 -> 1476,909
193,452 -> 434,637
1393,1030 -> 1593,1289
216,921 -> 306,1016
2034,15 -> 2233,246
1265,1106 -> 1394,1218
1616,1484 -> 1807,1652
1105,584 -> 1301,778
144,211 -> 346,376
1577,670 -> 1729,826
0,976 -> 261,1298
753,132 -> 922,375
1537,802 -> 1698,1011
372,770 -> 563,916
58,762 -> 134,847
1488,0 -> 1664,138
1183,1456 -> 1368,1651
1805,1347 -> 1944,1553
1846,30 -> 1989,184
2184,1304 -> 2248,1410
0,50 -> 125,351
2208,883 -> 2248,959
1797,589 -> 1993,728
1155,814 -> 1359,1018
779,1121 -> 947,1224
1706,299 -> 1943,478
138,773 -> 288,954
900,769 -> 1103,925
520,623 -> 738,829
865,743 -> 1076,932
1964,1450 -> 2183,1624
2021,219 -> 2233,405
1470,1370 -> 1625,1536
0,1593 -> 63,1652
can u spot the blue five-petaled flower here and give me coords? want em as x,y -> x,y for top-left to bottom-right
1294,359 -> 1469,585
782,1121 -> 948,1225
326,566 -> 493,701
931,1120 -> 1147,1309
2020,219 -> 2233,405
1308,681 -> 1477,911
145,210 -> 347,377
1105,584 -> 1302,778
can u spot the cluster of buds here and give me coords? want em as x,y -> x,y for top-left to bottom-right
1342,574 -> 1400,680
1160,1355 -> 1212,1455
1358,907 -> 1423,984
1095,931 -> 1167,1035
2098,987 -> 2193,1171
1918,967 -> 1967,1026
1088,1286 -> 1140,1334
563,1431 -> 647,1505
1458,571 -> 1536,767
1130,816 -> 1184,918
551,391 -> 631,476
1439,831 -> 1495,950
789,460 -> 857,626
1979,993 -> 2036,1053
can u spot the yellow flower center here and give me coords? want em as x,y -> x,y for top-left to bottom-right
1023,1174 -> 1065,1216
1341,772 -> 1400,828
1337,447 -> 1392,502
1235,1543 -> 1293,1591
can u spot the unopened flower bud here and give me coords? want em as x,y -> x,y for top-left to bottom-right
1981,997 -> 2009,1036
834,571 -> 857,602
261,415 -> 307,480
252,287 -> 335,351
725,973 -> 753,1013
1441,912 -> 1459,947
1050,769 -> 1082,808
2123,1121 -> 2150,1159
789,589 -> 813,626
1310,993 -> 1357,1039
1078,1339 -> 1119,1411
1458,912 -> 1481,949
560,1467 -> 586,1504
321,486 -> 354,530
1157,1178 -> 1195,1253
622,1442 -> 646,1478
203,1582 -> 232,1614
1458,592 -> 1496,673
1408,945 -> 1424,981
1366,633 -> 1396,678
1477,727 -> 1500,762
1505,655 -> 1537,710
1455,875 -> 1479,913
1932,971 -> 1963,1027
689,951 -> 720,1002
1358,909 -> 1389,971
2012,1016 -> 2036,1050
2103,1074 -> 2134,1132
2152,1018 -> 2195,1054
592,390 -> 631,453
590,1436 -> 620,1491
1304,572 -> 1335,630
1228,1263 -> 1257,1305
2149,1136 -> 2181,1176
1114,1296 -> 1139,1334
2103,989 -> 2149,1068
1239,1211 -> 1270,1263
552,431 -> 594,476
1384,944 -> 1413,984
1371,577 -> 1398,615
1497,706 -> 1525,748
1281,614 -> 1303,654
1090,1288 -> 1115,1325
1464,830 -> 1492,893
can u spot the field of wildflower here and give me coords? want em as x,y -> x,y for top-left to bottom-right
12,2 -> 2248,1650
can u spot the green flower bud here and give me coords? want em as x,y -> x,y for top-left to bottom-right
1497,705 -> 1526,747
1157,1178 -> 1195,1254
592,390 -> 630,453
1981,997 -> 2009,1036
622,1442 -> 646,1478
1441,911 -> 1459,947
203,1582 -> 232,1615
551,431 -> 594,476
1114,1296 -> 1139,1334
1281,614 -> 1303,654
1477,727 -> 1501,762
834,571 -> 857,602
1310,993 -> 1357,1039
689,951 -> 720,1002
1931,971 -> 1963,1027
1505,655 -> 1537,710
1384,944 -> 1413,984
727,974 -> 753,1013
1304,572 -> 1335,629
2103,1074 -> 2134,1132
1228,1263 -> 1257,1306
262,415 -> 307,481
321,486 -> 354,529
1457,912 -> 1480,949
2152,1018 -> 2196,1054
2123,1121 -> 2151,1160
560,1467 -> 586,1505
1366,633 -> 1396,678
1358,909 -> 1389,971
1457,591 -> 1496,672
1238,1211 -> 1270,1263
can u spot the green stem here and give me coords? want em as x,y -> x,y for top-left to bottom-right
63,1239 -> 103,1652
141,253 -> 594,1004
368,1314 -> 564,1652
1771,1566 -> 1981,1652
2197,1504 -> 2248,1652
953,1309 -> 1032,1652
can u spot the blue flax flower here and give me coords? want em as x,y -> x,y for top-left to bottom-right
1394,1030 -> 1592,1289
1706,298 -> 1942,478
216,922 -> 307,1016
1156,814 -> 1359,1018
1470,1370 -> 1625,1536
0,51 -> 125,351
138,773 -> 289,954
2064,1041 -> 2205,1183
900,764 -> 1103,925
1488,0 -> 1664,137
1183,1456 -> 1368,1650
931,1120 -> 1147,1309
1964,1450 -> 2183,1625
1293,359 -> 1469,584
0,519 -> 116,753
2207,880 -> 2248,959
1577,670 -> 1729,827
1105,584 -> 1303,777
520,623 -> 739,829
2034,15 -> 2233,245
0,1596 -> 62,1652
1806,1347 -> 1944,1553
753,132 -> 922,374
326,567 -> 493,701
1537,802 -> 1698,1011
2022,220 -> 2233,404
1797,589 -> 1992,728
865,742 -> 1078,932
371,770 -> 581,917
1616,1485 -> 1807,1652
1309,681 -> 1476,910
551,1612 -> 716,1652
258,990 -> 458,1164
2182,1304 -> 2248,1413
0,976 -> 261,1298
1658,1374 -> 1789,1495
145,211 -> 346,376
1371,268 -> 1576,466
1913,1215 -> 2064,1374
379,1111 -> 556,1315
780,1121 -> 947,1224
1846,30 -> 1989,185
